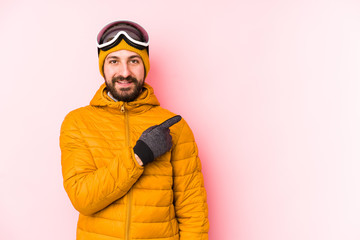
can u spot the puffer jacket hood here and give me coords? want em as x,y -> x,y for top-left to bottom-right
90,82 -> 160,114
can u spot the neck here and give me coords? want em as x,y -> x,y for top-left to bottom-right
107,91 -> 119,102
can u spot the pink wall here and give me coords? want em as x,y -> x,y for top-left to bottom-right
1,0 -> 360,239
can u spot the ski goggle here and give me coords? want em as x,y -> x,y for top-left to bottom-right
97,20 -> 149,52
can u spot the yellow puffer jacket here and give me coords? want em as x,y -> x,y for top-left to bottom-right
60,83 -> 209,240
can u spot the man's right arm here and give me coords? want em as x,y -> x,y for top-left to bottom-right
59,112 -> 144,216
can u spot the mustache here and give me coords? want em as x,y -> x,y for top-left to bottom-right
112,76 -> 138,84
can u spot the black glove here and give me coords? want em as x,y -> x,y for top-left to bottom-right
133,115 -> 182,165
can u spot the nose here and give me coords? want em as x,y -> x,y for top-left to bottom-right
117,62 -> 130,78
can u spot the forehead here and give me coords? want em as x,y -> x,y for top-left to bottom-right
106,49 -> 141,59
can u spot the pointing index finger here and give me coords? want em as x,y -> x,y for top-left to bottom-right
159,115 -> 182,128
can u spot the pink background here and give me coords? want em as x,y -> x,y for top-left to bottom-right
1,0 -> 360,239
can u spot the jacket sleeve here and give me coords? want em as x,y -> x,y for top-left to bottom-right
171,120 -> 209,240
59,112 -> 144,216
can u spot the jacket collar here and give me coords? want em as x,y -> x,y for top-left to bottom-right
90,82 -> 160,114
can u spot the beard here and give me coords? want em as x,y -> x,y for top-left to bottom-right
105,75 -> 144,102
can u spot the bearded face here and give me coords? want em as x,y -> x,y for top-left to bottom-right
103,50 -> 145,102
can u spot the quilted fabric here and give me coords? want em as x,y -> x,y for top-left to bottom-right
60,83 -> 209,240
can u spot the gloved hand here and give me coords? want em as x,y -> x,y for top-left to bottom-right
133,115 -> 182,165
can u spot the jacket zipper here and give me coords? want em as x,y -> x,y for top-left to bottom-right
122,103 -> 132,240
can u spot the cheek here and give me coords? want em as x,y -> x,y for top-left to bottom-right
103,71 -> 113,84
133,66 -> 145,80
103,65 -> 115,79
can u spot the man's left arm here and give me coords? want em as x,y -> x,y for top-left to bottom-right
171,119 -> 209,240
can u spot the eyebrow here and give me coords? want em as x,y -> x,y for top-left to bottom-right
105,55 -> 141,60
128,55 -> 141,59
106,55 -> 119,60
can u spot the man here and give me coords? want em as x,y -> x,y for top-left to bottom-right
60,20 -> 209,240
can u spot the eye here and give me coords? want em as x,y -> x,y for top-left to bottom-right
109,59 -> 118,64
129,59 -> 140,64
